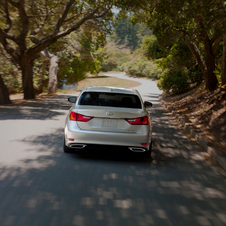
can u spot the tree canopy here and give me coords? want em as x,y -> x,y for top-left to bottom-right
0,0 -> 114,101
1,0 -> 226,104
110,17 -> 152,50
129,0 -> 226,91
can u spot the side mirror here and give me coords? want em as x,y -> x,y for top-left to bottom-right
144,101 -> 152,108
68,96 -> 77,103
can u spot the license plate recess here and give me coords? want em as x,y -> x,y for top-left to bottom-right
102,119 -> 117,128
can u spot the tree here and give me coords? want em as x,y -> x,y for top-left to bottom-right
221,33 -> 226,86
130,0 -> 226,91
0,74 -> 11,104
55,25 -> 107,88
0,0 -> 113,103
111,17 -> 152,50
0,45 -> 21,104
141,36 -> 201,94
141,36 -> 166,60
47,54 -> 58,94
142,36 -> 199,78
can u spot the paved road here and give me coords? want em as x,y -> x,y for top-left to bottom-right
0,74 -> 226,226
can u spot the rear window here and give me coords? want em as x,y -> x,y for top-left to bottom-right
78,92 -> 142,109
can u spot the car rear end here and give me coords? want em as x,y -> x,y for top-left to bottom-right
64,87 -> 152,154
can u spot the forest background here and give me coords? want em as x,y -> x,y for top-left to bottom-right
1,0 -> 226,105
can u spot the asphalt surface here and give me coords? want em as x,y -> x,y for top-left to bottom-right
0,73 -> 226,226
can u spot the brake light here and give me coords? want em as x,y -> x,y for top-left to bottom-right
125,116 -> 149,125
141,116 -> 149,125
69,112 -> 93,122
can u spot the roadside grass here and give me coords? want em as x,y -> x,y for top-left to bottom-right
56,72 -> 141,94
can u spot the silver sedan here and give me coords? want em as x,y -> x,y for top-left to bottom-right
64,86 -> 153,157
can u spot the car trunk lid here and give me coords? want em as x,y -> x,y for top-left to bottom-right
76,106 -> 144,133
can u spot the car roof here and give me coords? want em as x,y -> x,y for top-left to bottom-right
81,86 -> 139,95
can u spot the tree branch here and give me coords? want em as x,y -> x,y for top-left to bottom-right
53,0 -> 75,34
63,2 -> 85,23
94,5 -> 112,19
195,16 -> 209,41
3,0 -> 12,32
0,35 -> 20,66
8,0 -> 29,44
56,7 -> 100,38
28,14 -> 48,18
213,35 -> 223,56
183,36 -> 207,75
0,28 -> 20,44
64,14 -> 80,23
27,6 -> 101,56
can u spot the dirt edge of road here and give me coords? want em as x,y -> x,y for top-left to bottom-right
160,83 -> 226,172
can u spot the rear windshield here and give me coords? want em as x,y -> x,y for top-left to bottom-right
78,92 -> 142,109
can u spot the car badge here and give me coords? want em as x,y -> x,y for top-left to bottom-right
106,111 -> 113,116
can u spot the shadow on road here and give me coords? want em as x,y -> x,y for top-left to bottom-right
0,96 -> 226,226
0,95 -> 72,120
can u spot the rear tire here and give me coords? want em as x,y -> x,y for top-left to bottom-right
63,137 -> 72,153
142,141 -> 152,158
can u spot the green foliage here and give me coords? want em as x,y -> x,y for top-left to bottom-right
0,0 -> 116,99
129,0 -> 225,91
189,66 -> 203,84
101,43 -> 133,72
110,17 -> 152,50
100,42 -> 130,71
55,29 -> 106,88
57,53 -> 102,88
141,36 -> 166,60
156,41 -> 203,88
101,57 -> 119,72
155,41 -> 197,73
157,69 -> 190,94
33,59 -> 49,92
0,52 -> 22,94
1,71 -> 22,94
140,35 -> 202,93
119,53 -> 162,79
100,41 -> 161,79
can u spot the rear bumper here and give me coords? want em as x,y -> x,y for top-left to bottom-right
67,144 -> 150,153
65,123 -> 152,151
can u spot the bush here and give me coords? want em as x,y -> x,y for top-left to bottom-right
0,60 -> 22,94
157,69 -> 189,94
120,58 -> 162,79
101,50 -> 131,72
100,42 -> 162,79
101,57 -> 119,72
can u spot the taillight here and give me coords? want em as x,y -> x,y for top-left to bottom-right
69,112 -> 93,122
125,116 -> 149,125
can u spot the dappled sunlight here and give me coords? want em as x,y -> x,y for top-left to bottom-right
0,128 -> 64,171
0,84 -> 226,225
1,143 -> 226,226
143,93 -> 160,101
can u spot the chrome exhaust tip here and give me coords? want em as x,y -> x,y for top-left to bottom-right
69,144 -> 87,149
129,147 -> 146,153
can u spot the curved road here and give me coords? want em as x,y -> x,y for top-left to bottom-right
0,73 -> 225,226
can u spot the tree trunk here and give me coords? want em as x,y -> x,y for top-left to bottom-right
21,56 -> 35,99
48,55 -> 58,94
183,36 -> 218,91
222,34 -> 226,86
204,39 -> 218,91
183,37 -> 206,75
0,74 -> 11,105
